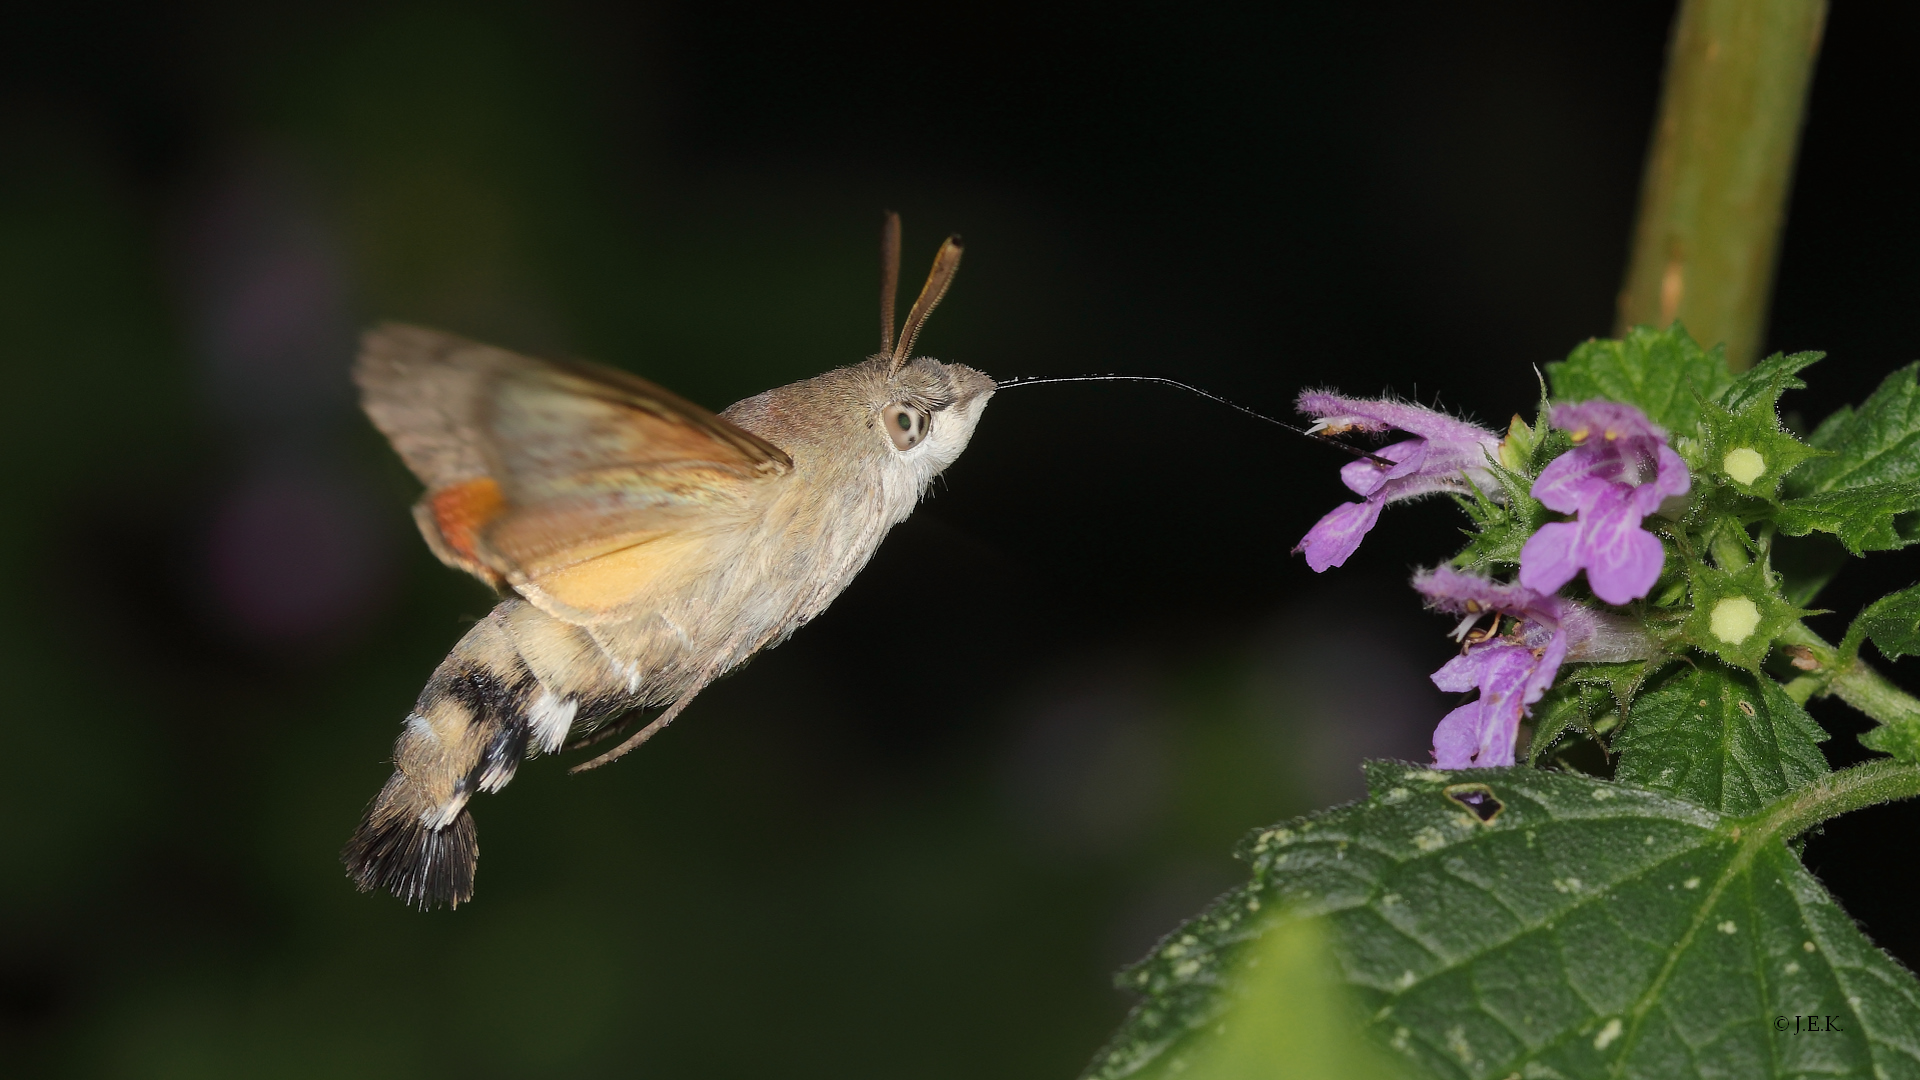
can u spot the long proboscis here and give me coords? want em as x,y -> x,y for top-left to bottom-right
994,374 -> 1399,467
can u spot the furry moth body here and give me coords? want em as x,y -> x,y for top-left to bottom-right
344,218 -> 991,906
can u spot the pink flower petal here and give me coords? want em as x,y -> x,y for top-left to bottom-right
1430,651 -> 1485,694
1654,443 -> 1692,500
1518,520 -> 1583,595
1431,700 -> 1491,769
1582,508 -> 1667,605
1428,642 -> 1536,767
1339,438 -> 1427,497
1296,392 -> 1500,444
1549,400 -> 1665,443
1412,565 -> 1549,617
1529,451 -> 1591,514
1294,499 -> 1383,572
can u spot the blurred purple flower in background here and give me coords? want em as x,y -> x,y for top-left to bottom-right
207,464 -> 387,643
1519,400 -> 1689,605
1414,566 -> 1651,768
1293,393 -> 1502,571
180,159 -> 393,648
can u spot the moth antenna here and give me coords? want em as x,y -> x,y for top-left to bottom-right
879,211 -> 902,356
889,234 -> 963,371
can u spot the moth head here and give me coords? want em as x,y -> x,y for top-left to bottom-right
864,213 -> 994,470
867,355 -> 995,471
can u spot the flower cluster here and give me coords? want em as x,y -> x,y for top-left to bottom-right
1295,395 -> 1682,768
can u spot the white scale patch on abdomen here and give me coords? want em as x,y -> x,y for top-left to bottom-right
528,690 -> 579,755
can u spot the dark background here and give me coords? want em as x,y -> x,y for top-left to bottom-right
4,2 -> 1917,1076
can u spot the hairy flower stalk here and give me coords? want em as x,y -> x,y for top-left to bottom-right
1414,566 -> 1651,768
1519,400 -> 1690,605
1292,393 -> 1503,572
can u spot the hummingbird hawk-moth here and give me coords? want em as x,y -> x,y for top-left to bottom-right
344,215 -> 993,907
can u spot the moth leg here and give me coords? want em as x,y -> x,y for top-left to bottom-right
568,670 -> 716,774
562,710 -> 650,752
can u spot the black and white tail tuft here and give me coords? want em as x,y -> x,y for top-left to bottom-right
343,782 -> 479,909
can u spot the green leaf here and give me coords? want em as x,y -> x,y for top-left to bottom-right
1770,365 -> 1920,552
1526,661 -> 1656,765
1615,665 -> 1828,815
1580,658 -> 1660,704
1774,481 -> 1920,554
1698,351 -> 1826,499
1527,417 -> 1572,476
1860,719 -> 1920,763
1787,362 -> 1920,497
1089,764 -> 1920,1080
1527,682 -> 1614,763
1545,324 -> 1733,436
1106,918 -> 1409,1080
1496,412 -> 1537,472
1717,350 -> 1822,415
1840,583 -> 1920,663
1679,559 -> 1812,671
1451,462 -> 1545,571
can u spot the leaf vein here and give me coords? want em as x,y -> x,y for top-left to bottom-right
1381,834 -> 1714,1006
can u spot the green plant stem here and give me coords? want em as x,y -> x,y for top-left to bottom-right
1748,756 -> 1920,841
1616,0 -> 1828,372
1707,522 -> 1750,570
1831,664 -> 1920,726
1776,620 -> 1920,723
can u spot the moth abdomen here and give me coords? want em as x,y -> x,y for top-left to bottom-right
344,599 -> 636,907
473,711 -> 533,794
436,662 -> 538,795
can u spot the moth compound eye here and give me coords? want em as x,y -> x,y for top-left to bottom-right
882,403 -> 929,450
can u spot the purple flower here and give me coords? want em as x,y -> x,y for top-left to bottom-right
1519,400 -> 1690,605
1430,642 -> 1560,770
1413,566 -> 1651,769
1293,393 -> 1502,572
